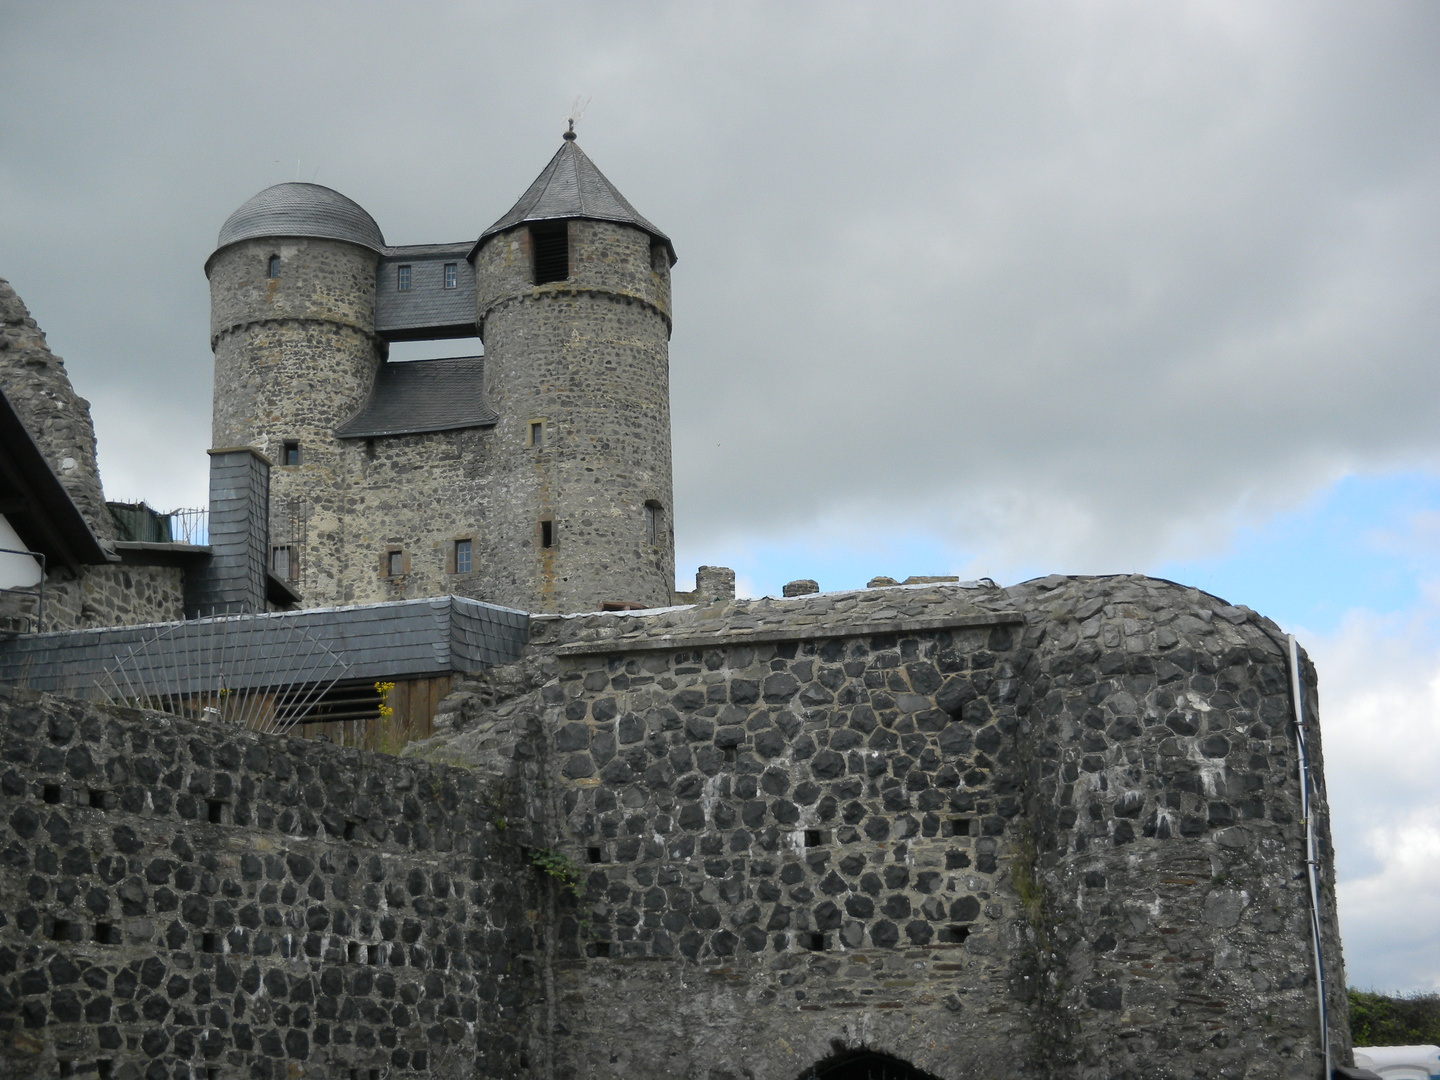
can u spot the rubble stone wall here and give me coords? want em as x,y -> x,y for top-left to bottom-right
0,687 -> 537,1080
413,575 -> 1350,1080
42,565 -> 187,635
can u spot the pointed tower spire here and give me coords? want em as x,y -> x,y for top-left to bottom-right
474,134 -> 674,263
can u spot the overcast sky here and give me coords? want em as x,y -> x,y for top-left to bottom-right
3,1 -> 1438,993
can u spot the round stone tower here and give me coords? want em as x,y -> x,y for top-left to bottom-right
206,183 -> 386,605
471,131 -> 677,612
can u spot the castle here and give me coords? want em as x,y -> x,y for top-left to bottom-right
209,129 -> 677,614
0,135 -> 1366,1080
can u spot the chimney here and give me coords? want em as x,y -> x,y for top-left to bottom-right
185,448 -> 270,617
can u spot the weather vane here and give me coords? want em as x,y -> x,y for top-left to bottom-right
565,95 -> 591,140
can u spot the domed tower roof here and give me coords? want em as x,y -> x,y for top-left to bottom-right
211,182 -> 386,262
475,133 -> 675,263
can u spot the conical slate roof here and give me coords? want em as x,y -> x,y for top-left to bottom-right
476,135 -> 674,263
212,183 -> 386,261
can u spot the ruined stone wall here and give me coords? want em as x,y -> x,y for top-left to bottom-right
411,576 -> 1349,1080
473,218 -> 676,612
0,687 -> 537,1080
0,278 -> 115,543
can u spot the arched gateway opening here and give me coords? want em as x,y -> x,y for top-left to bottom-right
798,1048 -> 944,1080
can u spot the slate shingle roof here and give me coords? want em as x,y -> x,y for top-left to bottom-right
213,183 -> 386,258
334,357 -> 496,439
0,596 -> 530,694
476,137 -> 675,262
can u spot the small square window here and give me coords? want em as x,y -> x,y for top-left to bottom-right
444,262 -> 457,289
454,539 -> 471,575
267,255 -> 280,279
282,440 -> 300,466
397,265 -> 411,291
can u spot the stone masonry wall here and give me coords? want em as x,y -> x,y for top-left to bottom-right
0,687 -> 538,1080
410,575 -> 1349,1080
41,565 -> 186,635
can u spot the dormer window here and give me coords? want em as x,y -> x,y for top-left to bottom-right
531,222 -> 569,285
267,255 -> 280,278
396,265 -> 412,291
444,263 -> 457,289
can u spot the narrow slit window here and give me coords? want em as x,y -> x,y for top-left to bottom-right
348,941 -> 362,964
644,502 -> 661,546
267,255 -> 280,279
207,799 -> 225,824
540,520 -> 554,549
530,221 -> 569,284
528,419 -> 545,447
454,539 -> 471,575
282,440 -> 300,466
201,932 -> 220,953
396,264 -> 412,291
443,262 -> 457,289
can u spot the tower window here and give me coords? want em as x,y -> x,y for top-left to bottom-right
267,255 -> 280,279
387,549 -> 405,577
271,545 -> 296,581
530,222 -> 569,285
282,440 -> 300,466
540,519 -> 554,549
644,502 -> 662,546
528,419 -> 545,448
454,539 -> 471,574
396,265 -> 412,291
650,237 -> 668,274
444,262 -> 457,289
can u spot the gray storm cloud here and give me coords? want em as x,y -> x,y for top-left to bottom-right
1,0 -> 1435,576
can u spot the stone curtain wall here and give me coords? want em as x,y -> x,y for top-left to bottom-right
0,687 -> 537,1080
414,576 -> 1347,1080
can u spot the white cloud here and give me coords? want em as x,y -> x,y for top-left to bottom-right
1305,605 -> 1440,991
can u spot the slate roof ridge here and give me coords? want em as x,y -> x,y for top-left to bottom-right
475,138 -> 674,261
381,241 -> 474,258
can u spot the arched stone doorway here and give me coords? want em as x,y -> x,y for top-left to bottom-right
798,1048 -> 944,1080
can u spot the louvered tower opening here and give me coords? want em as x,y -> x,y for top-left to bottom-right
530,222 -> 569,284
